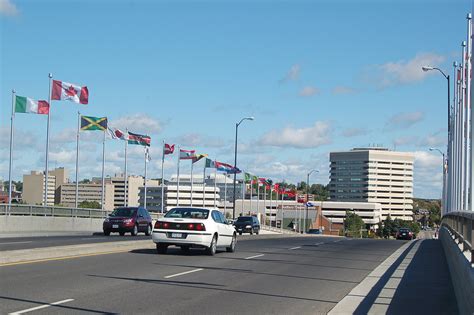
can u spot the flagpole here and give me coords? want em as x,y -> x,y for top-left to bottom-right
263,184 -> 267,227
44,73 -> 52,206
144,147 -> 148,209
270,185 -> 273,227
224,173 -> 227,215
241,179 -> 245,220
8,89 -> 15,212
213,162 -> 217,208
466,13 -> 473,210
256,182 -> 260,216
202,166 -> 206,207
177,146 -> 180,207
124,133 -> 128,207
190,160 -> 194,207
161,141 -> 165,213
75,111 -> 80,208
101,129 -> 106,210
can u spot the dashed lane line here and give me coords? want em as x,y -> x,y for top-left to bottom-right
289,246 -> 301,250
9,298 -> 74,314
0,241 -> 33,245
244,254 -> 265,260
164,268 -> 204,279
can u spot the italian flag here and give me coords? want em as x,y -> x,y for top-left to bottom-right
15,96 -> 50,115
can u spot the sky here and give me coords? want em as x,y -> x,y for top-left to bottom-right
0,0 -> 472,199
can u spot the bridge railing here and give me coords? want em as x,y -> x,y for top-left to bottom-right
442,211 -> 474,265
0,204 -> 162,221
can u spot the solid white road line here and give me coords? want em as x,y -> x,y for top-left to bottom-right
0,241 -> 33,245
314,242 -> 325,245
9,298 -> 74,314
289,246 -> 301,250
244,254 -> 265,260
80,237 -> 106,240
164,268 -> 204,279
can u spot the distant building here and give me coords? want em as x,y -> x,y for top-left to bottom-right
23,168 -> 68,206
58,182 -> 115,209
329,148 -> 414,221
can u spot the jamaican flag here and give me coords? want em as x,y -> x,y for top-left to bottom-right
81,116 -> 108,131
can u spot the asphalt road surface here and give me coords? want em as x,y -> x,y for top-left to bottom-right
0,234 -> 152,252
0,236 -> 410,314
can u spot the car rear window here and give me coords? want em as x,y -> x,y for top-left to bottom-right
399,228 -> 410,232
236,216 -> 252,222
165,208 -> 209,219
110,208 -> 136,217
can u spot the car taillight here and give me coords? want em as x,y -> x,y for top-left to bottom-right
195,223 -> 205,231
154,221 -> 170,229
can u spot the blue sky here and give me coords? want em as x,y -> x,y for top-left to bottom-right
0,0 -> 472,198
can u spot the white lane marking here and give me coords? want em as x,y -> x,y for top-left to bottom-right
333,240 -> 342,243
80,237 -> 106,240
289,246 -> 301,250
9,298 -> 74,314
164,268 -> 203,279
244,254 -> 264,260
0,241 -> 32,245
314,242 -> 324,245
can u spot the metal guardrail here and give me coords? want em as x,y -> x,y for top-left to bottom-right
0,204 -> 162,220
442,211 -> 474,264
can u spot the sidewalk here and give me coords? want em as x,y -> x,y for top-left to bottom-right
329,237 -> 458,314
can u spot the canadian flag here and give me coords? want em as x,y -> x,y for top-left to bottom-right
164,143 -> 175,155
51,80 -> 89,104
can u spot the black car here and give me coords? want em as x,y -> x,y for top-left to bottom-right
234,216 -> 260,235
103,207 -> 153,236
396,228 -> 414,240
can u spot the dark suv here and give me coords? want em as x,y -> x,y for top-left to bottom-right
234,216 -> 260,235
396,228 -> 414,240
103,207 -> 153,236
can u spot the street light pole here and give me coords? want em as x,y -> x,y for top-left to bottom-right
232,116 -> 254,220
305,169 -> 318,233
430,148 -> 446,214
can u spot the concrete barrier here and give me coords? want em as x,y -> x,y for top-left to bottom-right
440,226 -> 474,314
0,216 -> 103,233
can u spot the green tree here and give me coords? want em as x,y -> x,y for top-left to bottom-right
79,179 -> 91,184
78,200 -> 101,209
344,211 -> 365,238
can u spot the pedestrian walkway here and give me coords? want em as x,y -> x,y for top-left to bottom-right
329,237 -> 458,314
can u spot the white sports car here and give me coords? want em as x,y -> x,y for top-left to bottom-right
152,207 -> 237,255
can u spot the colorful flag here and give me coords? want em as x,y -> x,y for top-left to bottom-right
108,127 -> 128,140
128,131 -> 151,146
192,153 -> 208,164
205,158 -> 216,168
51,80 -> 89,104
179,149 -> 196,160
15,95 -> 49,115
273,183 -> 280,192
215,161 -> 241,174
244,172 -> 252,183
80,116 -> 107,131
164,143 -> 175,155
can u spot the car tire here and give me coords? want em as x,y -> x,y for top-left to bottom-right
145,224 -> 152,236
206,235 -> 217,256
239,232 -> 242,235
119,232 -> 125,236
103,230 -> 110,236
256,228 -> 259,235
226,234 -> 236,253
131,224 -> 138,236
156,244 -> 167,254
250,229 -> 253,235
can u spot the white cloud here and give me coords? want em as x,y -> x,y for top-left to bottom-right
110,113 -> 163,135
0,127 -> 41,150
258,121 -> 332,149
299,86 -> 320,97
174,133 -> 226,148
393,136 -> 418,147
341,128 -> 369,138
386,111 -> 424,129
418,130 -> 447,148
49,150 -> 77,164
374,52 -> 445,87
0,0 -> 18,16
280,64 -> 300,83
332,86 -> 356,95
413,150 -> 443,199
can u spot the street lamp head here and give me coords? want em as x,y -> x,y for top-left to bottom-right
429,148 -> 434,151
422,66 -> 434,72
245,116 -> 255,121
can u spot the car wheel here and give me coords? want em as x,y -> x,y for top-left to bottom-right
131,224 -> 138,236
206,235 -> 217,256
156,244 -> 167,254
255,228 -> 259,235
119,232 -> 125,236
145,224 -> 152,236
239,232 -> 242,235
250,229 -> 253,235
226,234 -> 236,253
181,246 -> 190,252
103,230 -> 110,236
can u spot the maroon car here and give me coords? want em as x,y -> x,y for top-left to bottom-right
103,207 -> 153,236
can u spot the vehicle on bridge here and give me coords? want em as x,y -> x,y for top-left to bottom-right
152,207 -> 237,255
103,207 -> 153,236
396,228 -> 414,240
234,216 -> 260,235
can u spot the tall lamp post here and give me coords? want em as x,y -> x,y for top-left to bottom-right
422,66 -> 451,212
305,169 -> 319,233
430,148 -> 446,214
232,116 -> 254,220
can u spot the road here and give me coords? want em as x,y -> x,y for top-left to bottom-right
0,235 -> 152,251
0,235 -> 409,314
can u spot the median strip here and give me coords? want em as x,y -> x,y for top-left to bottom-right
9,298 -> 74,314
164,268 -> 204,279
245,254 -> 264,260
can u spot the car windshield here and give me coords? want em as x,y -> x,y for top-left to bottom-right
236,217 -> 252,223
109,208 -> 137,217
165,208 -> 209,219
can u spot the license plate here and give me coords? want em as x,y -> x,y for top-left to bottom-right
112,224 -> 119,228
402,233 -> 406,235
171,233 -> 183,238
